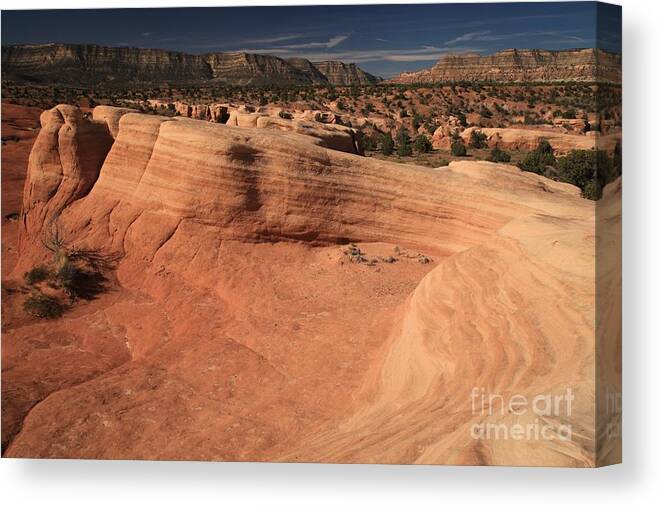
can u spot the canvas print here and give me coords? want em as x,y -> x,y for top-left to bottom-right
1,2 -> 621,466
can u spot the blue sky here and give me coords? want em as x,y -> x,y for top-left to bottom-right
2,2 -> 622,77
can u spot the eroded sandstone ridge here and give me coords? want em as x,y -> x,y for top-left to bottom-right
390,48 -> 621,84
4,105 -> 620,466
1,44 -> 381,86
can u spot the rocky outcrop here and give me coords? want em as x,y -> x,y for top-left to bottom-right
1,44 -> 211,85
432,123 -> 620,153
6,105 -> 616,467
205,52 -> 312,85
1,43 -> 380,87
312,61 -> 381,85
285,57 -> 329,84
144,103 -> 363,155
21,105 -> 114,252
390,48 -> 621,84
466,126 -> 619,153
255,116 -> 364,155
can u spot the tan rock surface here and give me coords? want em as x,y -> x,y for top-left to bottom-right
2,105 -> 616,466
448,126 -> 621,154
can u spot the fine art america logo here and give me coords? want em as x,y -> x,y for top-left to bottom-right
470,387 -> 575,441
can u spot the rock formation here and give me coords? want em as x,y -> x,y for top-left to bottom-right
3,105 -> 618,466
390,48 -> 621,84
432,124 -> 620,153
1,43 -> 381,86
311,61 -> 381,86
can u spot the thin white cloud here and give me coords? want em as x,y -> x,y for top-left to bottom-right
446,29 -> 589,46
280,34 -> 350,49
445,30 -> 491,45
237,45 -> 479,64
239,33 -> 311,45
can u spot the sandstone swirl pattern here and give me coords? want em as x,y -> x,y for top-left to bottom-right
5,106 -> 619,466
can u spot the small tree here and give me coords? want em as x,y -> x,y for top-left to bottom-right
381,133 -> 394,155
396,128 -> 412,156
555,149 -> 612,200
451,139 -> 467,157
413,134 -> 433,154
412,113 -> 424,131
488,147 -> 511,163
518,139 -> 556,174
469,130 -> 488,149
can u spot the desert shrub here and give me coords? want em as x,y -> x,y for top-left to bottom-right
345,244 -> 367,264
53,257 -> 108,301
424,121 -> 437,135
479,106 -> 493,119
518,139 -> 556,174
381,133 -> 394,155
412,113 -> 424,130
24,265 -> 51,285
23,293 -> 65,319
413,134 -> 433,154
469,130 -> 488,149
451,139 -> 467,157
396,128 -> 412,156
436,158 -> 450,167
582,179 -> 602,201
278,111 -> 293,120
362,132 -> 378,152
488,147 -> 511,163
555,149 -> 613,200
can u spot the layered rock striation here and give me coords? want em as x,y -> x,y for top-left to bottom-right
1,43 -> 381,86
390,48 -> 621,84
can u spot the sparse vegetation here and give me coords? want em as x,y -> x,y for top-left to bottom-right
23,293 -> 65,319
555,149 -> 615,200
24,265 -> 51,285
381,132 -> 394,155
396,127 -> 412,156
451,139 -> 467,157
488,147 -> 511,163
413,134 -> 432,154
518,139 -> 556,175
469,130 -> 488,149
21,221 -> 119,319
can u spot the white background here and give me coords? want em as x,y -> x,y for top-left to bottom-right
0,0 -> 659,505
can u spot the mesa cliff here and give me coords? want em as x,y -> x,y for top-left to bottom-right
1,43 -> 381,86
3,105 -> 619,466
390,48 -> 621,84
